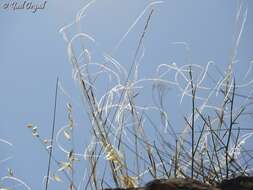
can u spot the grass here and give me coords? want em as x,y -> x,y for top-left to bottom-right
1,0 -> 253,189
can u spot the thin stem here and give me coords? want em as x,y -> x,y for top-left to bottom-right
189,66 -> 196,179
45,77 -> 59,190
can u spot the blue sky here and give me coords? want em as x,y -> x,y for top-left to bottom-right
1,0 -> 253,189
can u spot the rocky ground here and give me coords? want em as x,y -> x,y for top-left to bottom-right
103,176 -> 253,190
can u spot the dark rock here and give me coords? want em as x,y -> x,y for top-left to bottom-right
218,176 -> 253,190
144,178 -> 218,190
103,178 -> 218,190
103,176 -> 253,190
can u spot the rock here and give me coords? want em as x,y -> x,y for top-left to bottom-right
218,176 -> 253,190
103,176 -> 253,190
144,178 -> 219,190
103,178 -> 218,190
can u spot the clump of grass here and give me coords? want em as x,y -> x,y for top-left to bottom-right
55,0 -> 252,189
1,1 -> 252,190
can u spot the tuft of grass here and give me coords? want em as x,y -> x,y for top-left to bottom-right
1,0 -> 252,189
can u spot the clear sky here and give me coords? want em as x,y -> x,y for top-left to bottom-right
0,0 -> 253,189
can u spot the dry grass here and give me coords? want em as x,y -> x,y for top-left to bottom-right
1,1 -> 253,190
